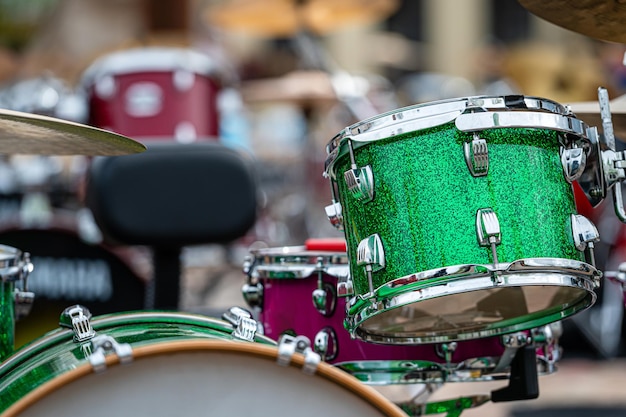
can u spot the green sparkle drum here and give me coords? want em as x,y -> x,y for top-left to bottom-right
324,95 -> 602,344
0,307 -> 405,417
0,245 -> 33,361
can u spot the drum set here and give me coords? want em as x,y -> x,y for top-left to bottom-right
2,1 -> 626,416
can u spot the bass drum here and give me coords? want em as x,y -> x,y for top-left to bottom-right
0,309 -> 405,417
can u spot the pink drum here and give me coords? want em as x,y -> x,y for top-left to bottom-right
243,238 -> 562,385
81,47 -> 228,143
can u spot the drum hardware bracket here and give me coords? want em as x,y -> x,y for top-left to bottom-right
571,214 -> 600,269
344,139 -> 374,202
464,132 -> 489,177
476,209 -> 502,283
313,327 -> 338,361
59,304 -> 97,342
490,345 -> 539,402
222,306 -> 258,342
277,334 -> 321,375
312,257 -> 336,316
324,200 -> 344,230
357,234 -> 385,297
492,332 -> 532,375
88,334 -> 134,373
13,252 -> 34,320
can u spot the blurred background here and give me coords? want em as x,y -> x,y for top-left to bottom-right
2,1 -> 626,416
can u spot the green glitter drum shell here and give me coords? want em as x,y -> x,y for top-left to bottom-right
0,281 -> 15,361
333,122 -> 583,297
0,311 -> 277,414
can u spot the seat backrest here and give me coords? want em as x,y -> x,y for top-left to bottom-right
85,142 -> 258,248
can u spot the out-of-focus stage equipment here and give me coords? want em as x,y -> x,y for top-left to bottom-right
569,94 -> 626,142
0,305 -> 405,417
324,95 -> 601,345
85,142 -> 258,310
0,212 -> 148,348
0,108 -> 145,155
518,0 -> 626,44
243,239 -> 562,386
240,70 -> 337,105
204,0 -> 400,37
80,47 -> 230,143
0,244 -> 33,361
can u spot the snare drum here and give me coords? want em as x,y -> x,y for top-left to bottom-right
0,307 -> 405,417
243,240 -> 562,385
81,47 -> 228,143
0,244 -> 33,361
324,95 -> 602,344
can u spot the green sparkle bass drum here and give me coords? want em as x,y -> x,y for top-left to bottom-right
324,95 -> 602,344
0,244 -> 34,362
0,305 -> 406,417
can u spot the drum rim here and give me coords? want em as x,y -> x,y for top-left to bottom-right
345,268 -> 597,344
323,94 -> 588,178
335,347 -> 558,384
0,310 -> 277,373
2,340 -> 407,417
248,245 -> 349,279
80,46 -> 232,88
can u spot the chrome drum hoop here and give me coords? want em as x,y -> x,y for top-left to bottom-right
247,245 -> 349,280
345,258 -> 599,344
324,95 -> 589,179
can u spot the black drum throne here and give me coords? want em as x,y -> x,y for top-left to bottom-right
85,142 -> 258,310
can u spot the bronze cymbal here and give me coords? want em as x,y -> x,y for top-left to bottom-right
0,108 -> 146,155
518,0 -> 626,43
204,0 -> 400,37
240,70 -> 336,104
568,94 -> 626,141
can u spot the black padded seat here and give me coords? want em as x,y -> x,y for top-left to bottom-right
85,142 -> 258,309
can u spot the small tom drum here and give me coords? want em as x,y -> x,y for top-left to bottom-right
243,239 -> 562,386
324,95 -> 601,344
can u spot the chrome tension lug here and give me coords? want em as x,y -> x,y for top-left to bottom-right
464,132 -> 489,177
571,214 -> 600,269
222,306 -> 258,342
14,290 -> 35,320
312,257 -> 336,316
561,146 -> 586,183
476,208 -> 502,283
357,234 -> 385,296
60,304 -> 97,342
314,327 -> 338,361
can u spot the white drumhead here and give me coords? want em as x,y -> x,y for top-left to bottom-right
7,341 -> 404,417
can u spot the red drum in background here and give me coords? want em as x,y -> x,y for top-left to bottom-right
242,238 -> 562,385
81,47 -> 228,142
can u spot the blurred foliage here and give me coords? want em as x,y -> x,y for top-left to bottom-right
0,0 -> 59,51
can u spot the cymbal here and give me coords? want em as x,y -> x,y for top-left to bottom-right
568,94 -> 626,141
204,0 -> 400,37
0,108 -> 146,155
517,0 -> 626,43
240,70 -> 336,104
